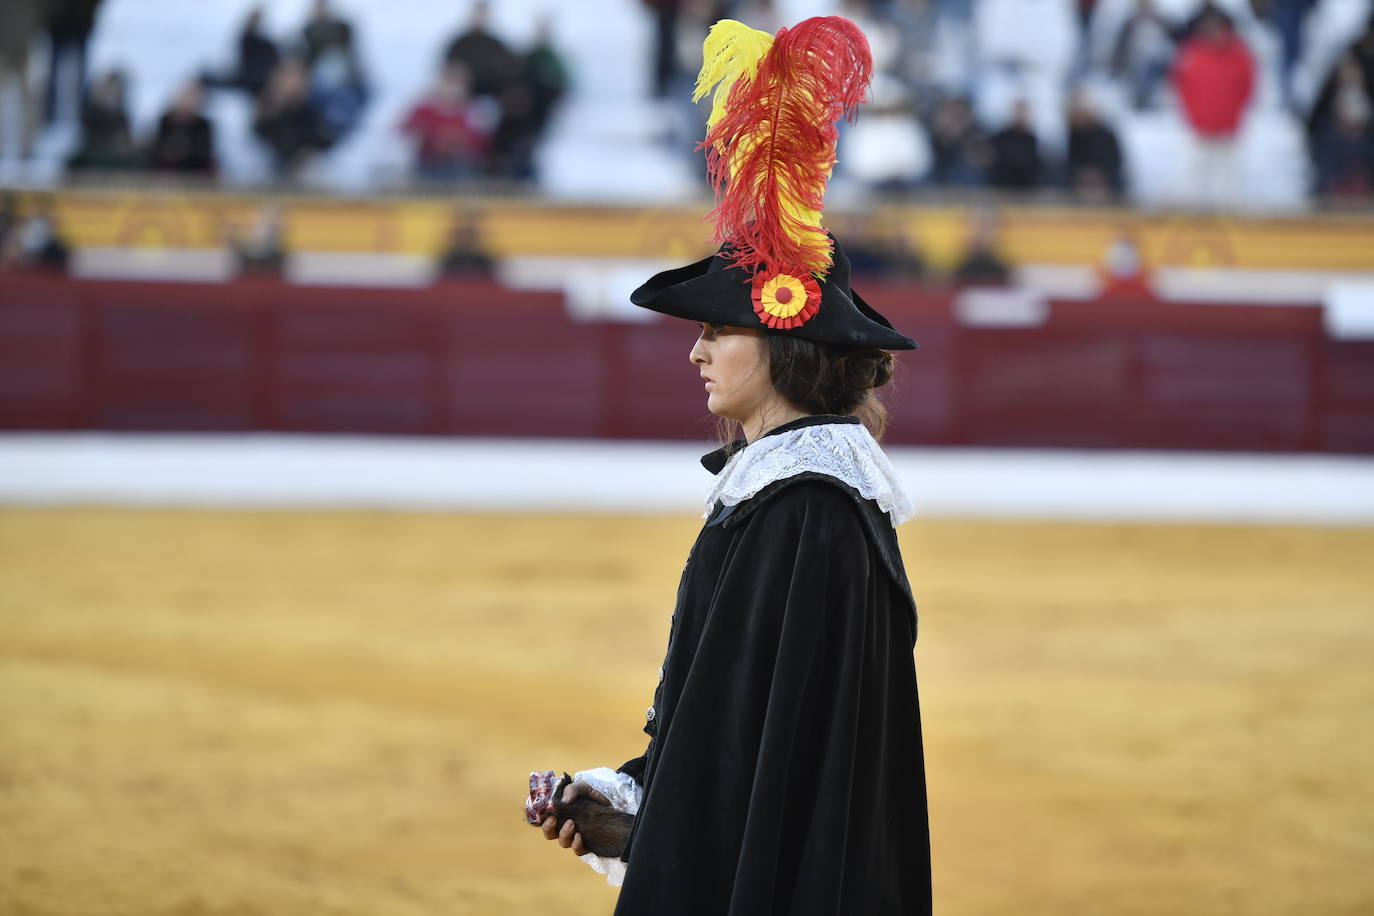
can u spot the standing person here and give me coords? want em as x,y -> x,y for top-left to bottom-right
1107,0 -> 1175,110
642,0 -> 683,98
301,0 -> 352,67
203,6 -> 279,99
488,14 -> 567,180
44,0 -> 102,125
1267,0 -> 1318,104
443,0 -> 518,100
1172,8 -> 1254,208
528,17 -> 931,915
521,14 -> 567,141
299,0 -> 367,145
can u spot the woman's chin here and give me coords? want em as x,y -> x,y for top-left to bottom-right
705,396 -> 739,421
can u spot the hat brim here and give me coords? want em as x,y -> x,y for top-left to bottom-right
631,245 -> 917,351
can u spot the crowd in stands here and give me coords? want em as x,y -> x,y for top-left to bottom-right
649,0 -> 1374,203
0,0 -> 1370,202
0,0 -> 567,185
402,3 -> 567,181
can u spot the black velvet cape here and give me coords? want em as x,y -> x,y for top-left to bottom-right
612,416 -> 932,915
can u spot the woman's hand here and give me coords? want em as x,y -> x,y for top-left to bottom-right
540,779 -> 612,857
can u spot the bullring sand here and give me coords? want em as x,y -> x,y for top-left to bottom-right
1,508 -> 1372,915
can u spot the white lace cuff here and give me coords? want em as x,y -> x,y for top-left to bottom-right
572,766 -> 641,887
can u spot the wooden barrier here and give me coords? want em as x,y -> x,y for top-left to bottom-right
2,273 -> 1371,453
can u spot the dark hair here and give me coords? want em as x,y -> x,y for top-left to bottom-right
767,335 -> 895,439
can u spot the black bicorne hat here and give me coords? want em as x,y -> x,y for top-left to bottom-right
630,16 -> 918,353
631,234 -> 918,350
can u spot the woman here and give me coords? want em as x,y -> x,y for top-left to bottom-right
531,17 -> 931,914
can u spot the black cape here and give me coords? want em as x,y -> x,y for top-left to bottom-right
613,415 -> 932,915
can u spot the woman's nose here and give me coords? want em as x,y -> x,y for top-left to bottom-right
689,337 -> 707,365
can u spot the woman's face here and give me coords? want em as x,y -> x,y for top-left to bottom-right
689,323 -> 778,429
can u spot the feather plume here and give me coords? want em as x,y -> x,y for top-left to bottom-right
699,16 -> 872,277
694,20 -> 774,135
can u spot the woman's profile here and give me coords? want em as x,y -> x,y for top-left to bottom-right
527,15 -> 931,914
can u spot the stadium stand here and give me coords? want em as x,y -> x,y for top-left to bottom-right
1,0 -> 1368,205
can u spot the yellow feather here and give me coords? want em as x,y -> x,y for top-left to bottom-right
694,19 -> 774,133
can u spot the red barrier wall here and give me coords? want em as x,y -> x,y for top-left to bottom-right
2,273 -> 1371,453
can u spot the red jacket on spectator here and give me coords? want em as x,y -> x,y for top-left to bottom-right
1173,25 -> 1255,138
401,99 -> 488,166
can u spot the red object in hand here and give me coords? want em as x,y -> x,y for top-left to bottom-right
525,769 -> 565,825
524,769 -> 635,858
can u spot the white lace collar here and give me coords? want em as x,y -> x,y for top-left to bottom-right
703,420 -> 915,526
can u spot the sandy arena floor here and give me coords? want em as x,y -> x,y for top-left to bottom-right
1,508 -> 1372,915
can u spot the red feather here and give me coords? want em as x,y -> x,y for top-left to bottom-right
700,16 -> 872,277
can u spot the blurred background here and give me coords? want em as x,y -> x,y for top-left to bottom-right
1,0 -> 1373,914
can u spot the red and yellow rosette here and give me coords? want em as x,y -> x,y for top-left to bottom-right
751,270 -> 821,330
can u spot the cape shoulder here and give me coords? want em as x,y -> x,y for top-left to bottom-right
709,473 -> 917,626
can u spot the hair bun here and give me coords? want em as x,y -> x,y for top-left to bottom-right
838,349 -> 894,391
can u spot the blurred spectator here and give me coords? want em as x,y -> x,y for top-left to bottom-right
841,214 -> 928,280
149,81 -> 216,175
886,0 -> 943,116
1262,0 -> 1318,104
0,0 -> 44,159
1310,55 -> 1373,197
523,15 -> 568,132
1099,227 -> 1152,296
1355,11 -> 1374,81
988,100 -> 1043,190
644,0 -> 683,98
444,1 -> 519,99
953,212 -> 1012,284
0,196 -> 68,272
302,0 -> 353,66
254,60 -> 330,177
1066,92 -> 1123,200
1172,8 -> 1254,207
440,209 -> 494,276
204,6 -> 280,99
301,1 -> 368,145
928,95 -> 989,186
1108,0 -> 1175,110
68,69 -> 141,171
401,62 -> 491,181
0,193 -> 19,264
1076,0 -> 1099,34
1308,18 -> 1374,141
489,14 -> 568,180
44,0 -> 102,124
230,202 -> 285,274
1174,0 -> 1224,40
